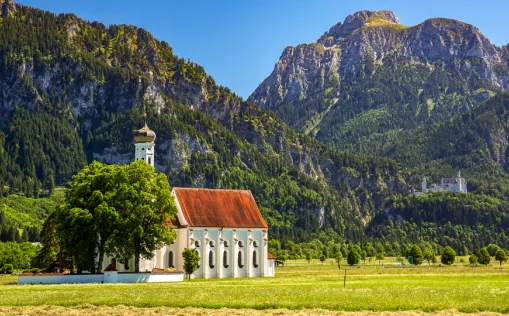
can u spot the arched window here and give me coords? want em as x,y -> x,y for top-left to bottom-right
238,250 -> 244,268
209,250 -> 215,269
195,240 -> 200,248
238,240 -> 244,248
209,240 -> 215,247
148,157 -> 152,165
223,250 -> 229,268
253,240 -> 258,248
141,157 -> 145,161
253,250 -> 259,268
223,240 -> 229,247
168,251 -> 174,268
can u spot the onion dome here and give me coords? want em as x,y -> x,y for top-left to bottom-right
134,123 -> 156,143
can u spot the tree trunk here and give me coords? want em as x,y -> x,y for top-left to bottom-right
97,249 -> 104,273
70,257 -> 75,274
135,248 -> 140,273
58,250 -> 64,273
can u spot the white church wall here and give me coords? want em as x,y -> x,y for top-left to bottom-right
190,229 -> 204,278
266,259 -> 275,277
221,230 -> 233,277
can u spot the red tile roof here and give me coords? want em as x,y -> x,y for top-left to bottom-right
173,188 -> 268,228
267,252 -> 276,260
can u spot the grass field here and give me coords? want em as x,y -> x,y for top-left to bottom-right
1,259 -> 509,314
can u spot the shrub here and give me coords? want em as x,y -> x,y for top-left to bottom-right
479,247 -> 491,265
182,248 -> 200,281
3,264 -> 14,274
347,249 -> 360,266
408,245 -> 423,264
334,252 -> 343,266
494,250 -> 507,266
487,244 -> 501,257
30,268 -> 41,274
469,254 -> 478,265
440,246 -> 456,265
423,249 -> 434,265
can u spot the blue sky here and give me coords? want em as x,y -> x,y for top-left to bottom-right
17,0 -> 509,99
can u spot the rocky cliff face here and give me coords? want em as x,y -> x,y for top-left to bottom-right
249,10 -> 509,145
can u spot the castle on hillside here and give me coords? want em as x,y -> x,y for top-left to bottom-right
416,171 -> 467,194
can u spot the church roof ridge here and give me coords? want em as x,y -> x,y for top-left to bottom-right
173,187 -> 267,228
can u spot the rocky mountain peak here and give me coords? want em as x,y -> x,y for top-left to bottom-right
318,10 -> 400,46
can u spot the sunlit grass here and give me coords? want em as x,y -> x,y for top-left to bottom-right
2,260 -> 509,312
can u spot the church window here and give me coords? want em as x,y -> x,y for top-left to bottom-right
209,240 -> 215,247
168,251 -> 174,268
253,240 -> 258,248
195,240 -> 200,248
209,250 -> 215,269
223,250 -> 229,268
253,250 -> 259,268
124,263 -> 129,271
148,157 -> 151,165
141,157 -> 145,161
223,240 -> 229,247
238,240 -> 244,248
238,250 -> 244,268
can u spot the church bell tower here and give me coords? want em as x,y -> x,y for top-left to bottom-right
134,121 -> 156,167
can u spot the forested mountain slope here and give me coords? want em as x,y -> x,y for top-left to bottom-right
0,0 -> 409,243
385,93 -> 509,190
1,1 -> 509,251
250,10 -> 509,162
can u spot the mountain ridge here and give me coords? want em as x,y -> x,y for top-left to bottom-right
249,10 -> 509,175
0,1 -> 412,243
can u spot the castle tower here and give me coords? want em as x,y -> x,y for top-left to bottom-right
457,170 -> 461,179
134,122 -> 156,167
422,177 -> 427,193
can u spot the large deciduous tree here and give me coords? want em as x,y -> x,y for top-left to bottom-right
54,161 -> 177,273
107,161 -> 177,272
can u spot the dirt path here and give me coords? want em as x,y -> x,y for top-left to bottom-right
0,306 -> 505,316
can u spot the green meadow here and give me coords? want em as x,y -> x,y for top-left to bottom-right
1,259 -> 509,313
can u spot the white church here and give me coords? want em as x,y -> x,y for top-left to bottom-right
102,123 -> 276,278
